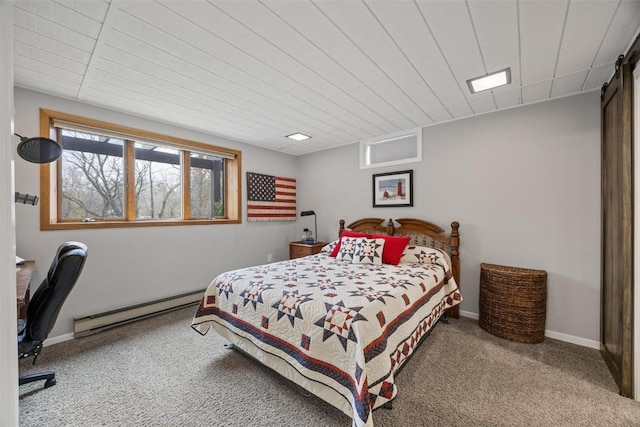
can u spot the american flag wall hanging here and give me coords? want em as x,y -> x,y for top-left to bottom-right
246,172 -> 296,221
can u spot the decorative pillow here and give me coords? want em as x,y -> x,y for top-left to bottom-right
351,238 -> 385,265
370,234 -> 411,265
335,236 -> 361,261
400,245 -> 451,269
329,230 -> 372,257
321,240 -> 338,253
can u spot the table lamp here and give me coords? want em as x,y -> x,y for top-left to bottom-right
300,210 -> 317,243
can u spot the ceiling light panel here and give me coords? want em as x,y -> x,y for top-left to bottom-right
467,68 -> 512,94
286,133 -> 311,141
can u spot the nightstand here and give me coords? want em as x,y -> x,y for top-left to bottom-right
289,241 -> 327,259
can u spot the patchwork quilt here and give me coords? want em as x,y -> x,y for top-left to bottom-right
192,247 -> 461,427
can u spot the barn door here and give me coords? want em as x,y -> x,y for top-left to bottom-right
600,39 -> 639,398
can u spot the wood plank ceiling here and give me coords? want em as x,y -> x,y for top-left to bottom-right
12,0 -> 640,155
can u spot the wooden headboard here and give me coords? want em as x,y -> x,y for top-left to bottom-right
339,217 -> 460,318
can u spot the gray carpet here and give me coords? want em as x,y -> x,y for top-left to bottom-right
19,307 -> 640,426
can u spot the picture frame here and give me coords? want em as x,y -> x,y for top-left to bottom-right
372,170 -> 413,208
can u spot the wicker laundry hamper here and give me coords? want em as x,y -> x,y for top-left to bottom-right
479,263 -> 547,344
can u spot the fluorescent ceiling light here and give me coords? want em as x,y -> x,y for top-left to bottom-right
467,68 -> 512,94
286,132 -> 311,141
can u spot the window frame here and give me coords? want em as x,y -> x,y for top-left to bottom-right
39,109 -> 242,230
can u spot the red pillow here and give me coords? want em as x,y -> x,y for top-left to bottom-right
371,234 -> 411,265
330,230 -> 372,257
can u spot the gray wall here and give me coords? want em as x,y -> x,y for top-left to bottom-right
14,87 -> 299,338
15,87 -> 602,346
297,91 -> 601,345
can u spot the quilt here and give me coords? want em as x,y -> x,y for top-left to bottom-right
192,246 -> 461,427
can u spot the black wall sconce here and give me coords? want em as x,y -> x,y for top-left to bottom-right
13,133 -> 60,205
15,133 -> 62,164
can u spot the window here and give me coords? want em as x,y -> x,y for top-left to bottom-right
40,109 -> 241,229
359,128 -> 422,169
133,142 -> 181,220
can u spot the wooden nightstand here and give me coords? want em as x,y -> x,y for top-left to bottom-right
289,241 -> 327,259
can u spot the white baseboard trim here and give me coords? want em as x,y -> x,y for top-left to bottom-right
44,332 -> 74,347
459,310 -> 479,320
458,310 -> 599,350
544,330 -> 600,350
45,310 -> 601,350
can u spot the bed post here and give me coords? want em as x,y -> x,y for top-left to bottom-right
339,219 -> 345,238
385,218 -> 395,235
449,221 -> 460,319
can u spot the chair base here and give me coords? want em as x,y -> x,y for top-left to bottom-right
19,371 -> 56,388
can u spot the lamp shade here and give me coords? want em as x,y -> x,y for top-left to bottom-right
16,133 -> 62,164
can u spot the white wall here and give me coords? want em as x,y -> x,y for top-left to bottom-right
298,91 -> 601,345
1,1 -> 19,425
14,87 -> 299,339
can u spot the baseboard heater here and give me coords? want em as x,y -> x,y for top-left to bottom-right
74,289 -> 204,338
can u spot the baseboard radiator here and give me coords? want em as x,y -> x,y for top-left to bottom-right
74,289 -> 204,338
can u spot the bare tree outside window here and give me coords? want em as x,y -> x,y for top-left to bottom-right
190,152 -> 224,219
135,143 -> 181,220
40,109 -> 241,229
59,130 -> 220,222
61,130 -> 125,219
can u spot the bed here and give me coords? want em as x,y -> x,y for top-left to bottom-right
192,217 -> 461,427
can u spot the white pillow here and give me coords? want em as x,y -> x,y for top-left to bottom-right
351,237 -> 385,265
321,240 -> 338,253
335,236 -> 360,261
400,245 -> 451,269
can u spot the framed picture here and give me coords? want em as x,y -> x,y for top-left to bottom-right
372,170 -> 413,208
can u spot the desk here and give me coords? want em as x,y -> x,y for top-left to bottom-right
16,260 -> 34,320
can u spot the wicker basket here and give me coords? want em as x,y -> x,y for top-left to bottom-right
479,263 -> 547,344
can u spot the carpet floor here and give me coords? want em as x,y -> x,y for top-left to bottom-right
18,307 -> 640,426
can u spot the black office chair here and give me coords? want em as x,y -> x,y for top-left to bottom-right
18,241 -> 88,388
